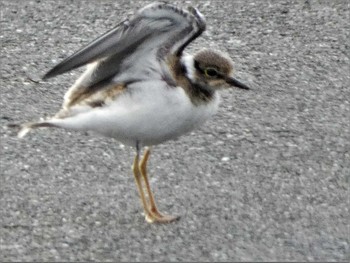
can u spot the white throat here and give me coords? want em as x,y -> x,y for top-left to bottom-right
181,54 -> 196,82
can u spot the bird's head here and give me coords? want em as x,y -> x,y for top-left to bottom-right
191,49 -> 250,90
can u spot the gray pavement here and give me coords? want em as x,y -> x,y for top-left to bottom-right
1,0 -> 349,261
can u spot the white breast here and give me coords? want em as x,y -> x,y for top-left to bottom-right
49,82 -> 220,147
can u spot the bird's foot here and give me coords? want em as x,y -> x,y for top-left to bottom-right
144,210 -> 180,223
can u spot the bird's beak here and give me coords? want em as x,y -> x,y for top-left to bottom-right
225,77 -> 250,90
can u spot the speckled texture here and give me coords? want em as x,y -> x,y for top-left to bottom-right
1,0 -> 349,261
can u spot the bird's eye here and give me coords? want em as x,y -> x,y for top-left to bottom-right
204,67 -> 219,78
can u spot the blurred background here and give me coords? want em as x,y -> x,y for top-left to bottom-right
1,0 -> 349,261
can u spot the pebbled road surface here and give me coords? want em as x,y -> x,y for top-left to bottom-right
1,0 -> 349,261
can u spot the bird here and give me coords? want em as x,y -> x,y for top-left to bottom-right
17,2 -> 250,223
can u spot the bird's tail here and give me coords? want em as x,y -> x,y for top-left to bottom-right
8,121 -> 57,138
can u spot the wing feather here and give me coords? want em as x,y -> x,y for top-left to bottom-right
43,2 -> 206,80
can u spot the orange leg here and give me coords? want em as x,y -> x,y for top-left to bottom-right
139,148 -> 179,223
132,153 -> 154,222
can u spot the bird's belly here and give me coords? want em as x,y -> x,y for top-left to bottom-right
59,87 -> 219,146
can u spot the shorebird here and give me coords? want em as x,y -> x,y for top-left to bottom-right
17,2 -> 250,223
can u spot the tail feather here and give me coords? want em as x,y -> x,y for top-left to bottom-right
9,121 -> 57,138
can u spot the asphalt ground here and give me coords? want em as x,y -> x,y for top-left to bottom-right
1,0 -> 349,261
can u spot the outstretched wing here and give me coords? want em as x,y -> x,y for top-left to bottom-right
43,2 -> 206,85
